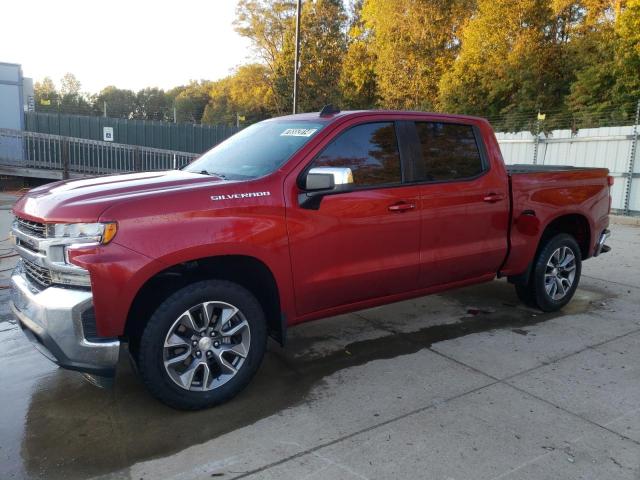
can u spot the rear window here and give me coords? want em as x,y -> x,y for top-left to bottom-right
415,122 -> 484,181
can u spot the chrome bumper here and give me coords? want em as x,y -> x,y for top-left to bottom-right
10,263 -> 120,377
593,229 -> 611,257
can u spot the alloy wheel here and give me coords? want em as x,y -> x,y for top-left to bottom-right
162,301 -> 251,391
544,246 -> 577,301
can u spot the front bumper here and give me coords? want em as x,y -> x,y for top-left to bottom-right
10,263 -> 120,377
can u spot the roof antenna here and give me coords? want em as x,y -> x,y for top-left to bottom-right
319,104 -> 340,117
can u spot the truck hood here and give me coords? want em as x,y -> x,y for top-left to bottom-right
13,170 -> 227,222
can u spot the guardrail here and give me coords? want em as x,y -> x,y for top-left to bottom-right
0,128 -> 199,179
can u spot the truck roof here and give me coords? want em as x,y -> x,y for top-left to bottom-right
273,109 -> 489,124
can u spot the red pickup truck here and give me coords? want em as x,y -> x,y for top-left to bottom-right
10,108 -> 612,409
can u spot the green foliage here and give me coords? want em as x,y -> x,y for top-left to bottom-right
33,77 -> 59,113
92,86 -> 136,118
173,81 -> 212,123
135,88 -> 172,121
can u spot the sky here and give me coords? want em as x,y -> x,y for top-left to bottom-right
1,0 -> 254,93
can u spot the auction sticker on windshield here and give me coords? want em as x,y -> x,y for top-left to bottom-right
280,128 -> 318,137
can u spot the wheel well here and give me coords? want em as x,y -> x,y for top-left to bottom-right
125,255 -> 284,353
540,214 -> 591,260
508,213 -> 591,286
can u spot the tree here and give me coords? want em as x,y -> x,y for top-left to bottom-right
92,86 -> 137,118
563,1 -> 639,127
58,73 -> 91,114
203,63 -> 277,125
235,0 -> 296,113
34,77 -> 59,112
361,0 -> 473,110
340,0 -> 378,109
173,81 -> 212,123
438,0 -> 573,131
235,0 -> 348,113
613,0 -> 640,109
135,87 -> 171,121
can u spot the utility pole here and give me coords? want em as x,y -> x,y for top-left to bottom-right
103,101 -> 107,118
623,99 -> 640,215
293,0 -> 302,114
173,106 -> 177,124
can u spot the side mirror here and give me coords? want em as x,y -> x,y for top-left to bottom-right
305,167 -> 353,190
300,167 -> 354,209
305,172 -> 335,191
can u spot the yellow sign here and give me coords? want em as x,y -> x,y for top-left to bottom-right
537,112 -> 546,121
238,115 -> 246,122
40,99 -> 51,106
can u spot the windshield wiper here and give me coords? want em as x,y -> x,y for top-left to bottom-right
196,170 -> 227,179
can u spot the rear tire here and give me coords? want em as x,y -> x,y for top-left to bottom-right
137,279 -> 267,410
515,233 -> 582,312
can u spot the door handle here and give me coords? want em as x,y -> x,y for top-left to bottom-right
388,202 -> 416,212
483,193 -> 505,203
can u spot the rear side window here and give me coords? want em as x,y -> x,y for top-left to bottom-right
312,122 -> 401,186
415,122 -> 484,181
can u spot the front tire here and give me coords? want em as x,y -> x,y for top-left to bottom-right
516,233 -> 582,312
137,279 -> 267,410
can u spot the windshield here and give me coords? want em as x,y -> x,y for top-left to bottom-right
184,120 -> 325,180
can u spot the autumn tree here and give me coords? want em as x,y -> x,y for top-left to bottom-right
360,0 -> 473,110
438,0 -> 570,130
339,0 -> 378,108
235,0 -> 348,113
34,77 -> 59,112
614,0 -> 640,109
235,0 -> 297,113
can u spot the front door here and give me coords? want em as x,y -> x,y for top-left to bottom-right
286,121 -> 422,316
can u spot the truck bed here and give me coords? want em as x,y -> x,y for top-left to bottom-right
500,164 -> 611,278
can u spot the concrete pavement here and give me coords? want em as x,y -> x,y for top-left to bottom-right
0,199 -> 639,479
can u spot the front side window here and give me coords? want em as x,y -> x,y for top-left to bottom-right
415,122 -> 484,181
311,122 -> 401,186
185,120 -> 324,180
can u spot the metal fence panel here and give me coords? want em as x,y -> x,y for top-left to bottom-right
0,128 -> 198,178
24,112 -> 239,154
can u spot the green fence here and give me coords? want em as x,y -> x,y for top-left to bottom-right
24,112 -> 239,154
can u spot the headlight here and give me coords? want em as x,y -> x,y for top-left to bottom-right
46,222 -> 118,244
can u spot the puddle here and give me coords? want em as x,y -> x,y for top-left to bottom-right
5,281 -> 607,479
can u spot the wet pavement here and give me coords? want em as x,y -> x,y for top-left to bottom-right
1,197 -> 639,479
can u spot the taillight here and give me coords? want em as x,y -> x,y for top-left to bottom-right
607,176 -> 614,186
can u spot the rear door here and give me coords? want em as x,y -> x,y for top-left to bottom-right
285,120 -> 422,316
410,120 -> 510,287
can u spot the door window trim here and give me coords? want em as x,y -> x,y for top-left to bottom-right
297,120 -> 411,194
403,121 -> 491,186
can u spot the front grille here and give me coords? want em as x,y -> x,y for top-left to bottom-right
22,258 -> 53,289
15,216 -> 47,238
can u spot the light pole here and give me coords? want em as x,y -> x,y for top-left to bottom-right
293,0 -> 301,114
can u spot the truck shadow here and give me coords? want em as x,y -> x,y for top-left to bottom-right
19,281 -> 607,479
